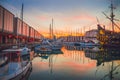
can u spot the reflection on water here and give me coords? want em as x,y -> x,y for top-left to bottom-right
1,47 -> 119,80
29,46 -> 120,80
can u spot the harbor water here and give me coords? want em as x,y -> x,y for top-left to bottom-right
28,46 -> 120,80
0,46 -> 120,80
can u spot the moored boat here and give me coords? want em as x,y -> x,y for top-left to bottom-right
0,57 -> 8,67
2,46 -> 31,56
34,39 -> 52,54
0,61 -> 32,80
34,39 -> 62,54
35,46 -> 52,54
0,49 -> 32,80
97,0 -> 120,47
51,44 -> 62,51
97,24 -> 120,47
74,41 -> 99,47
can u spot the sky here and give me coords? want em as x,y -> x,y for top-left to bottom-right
0,0 -> 120,36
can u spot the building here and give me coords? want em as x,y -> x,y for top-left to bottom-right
0,5 -> 14,44
0,5 -> 42,50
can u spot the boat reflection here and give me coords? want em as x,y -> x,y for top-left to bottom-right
62,46 -> 96,66
84,47 -> 120,66
84,47 -> 120,80
34,50 -> 63,74
64,45 -> 120,80
29,46 -> 120,80
64,45 -> 120,66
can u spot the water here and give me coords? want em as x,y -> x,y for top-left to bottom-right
28,46 -> 120,80
0,46 -> 120,80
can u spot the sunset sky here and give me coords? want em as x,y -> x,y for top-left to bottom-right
0,0 -> 120,35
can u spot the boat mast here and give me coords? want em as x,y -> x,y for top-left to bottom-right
21,3 -> 24,34
21,3 -> 24,24
110,0 -> 115,33
21,3 -> 24,68
103,0 -> 120,33
18,3 -> 24,48
49,24 -> 51,39
52,18 -> 54,39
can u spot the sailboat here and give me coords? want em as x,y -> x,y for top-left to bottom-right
97,0 -> 120,47
49,18 -> 62,51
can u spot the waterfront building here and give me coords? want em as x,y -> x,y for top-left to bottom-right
0,5 -> 42,50
0,5 -> 14,44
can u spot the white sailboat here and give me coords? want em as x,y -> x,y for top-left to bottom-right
50,18 -> 62,50
34,39 -> 52,53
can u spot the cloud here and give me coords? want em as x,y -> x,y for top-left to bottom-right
73,14 -> 96,22
36,15 -> 50,21
1,0 -> 117,33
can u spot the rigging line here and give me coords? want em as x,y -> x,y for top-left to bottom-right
102,12 -> 111,20
102,12 -> 120,31
113,22 -> 120,30
116,21 -> 120,25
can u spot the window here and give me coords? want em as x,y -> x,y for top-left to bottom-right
0,7 -> 3,30
4,10 -> 13,32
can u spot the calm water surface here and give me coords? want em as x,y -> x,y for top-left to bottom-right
29,46 -> 120,80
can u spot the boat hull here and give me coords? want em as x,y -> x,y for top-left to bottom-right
11,62 -> 32,80
0,62 -> 32,80
97,24 -> 120,47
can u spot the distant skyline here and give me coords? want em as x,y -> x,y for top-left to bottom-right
0,0 -> 120,35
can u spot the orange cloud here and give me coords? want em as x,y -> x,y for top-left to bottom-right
37,15 -> 50,21
33,12 -> 98,37
74,14 -> 96,22
57,13 -> 96,23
